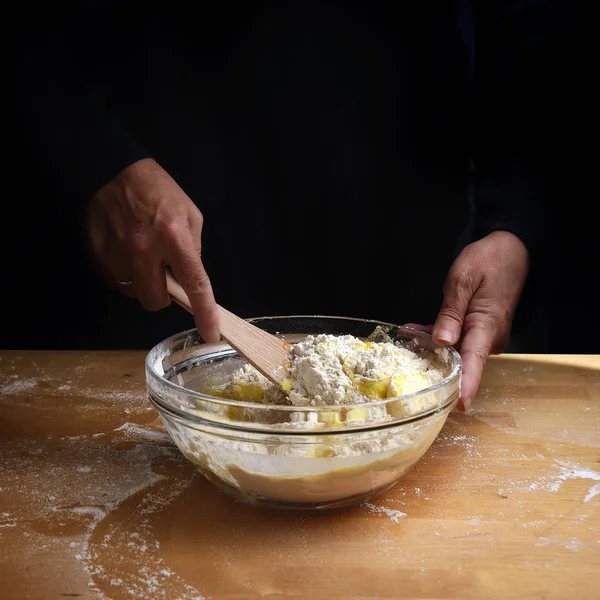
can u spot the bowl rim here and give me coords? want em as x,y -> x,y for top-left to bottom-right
145,315 -> 462,431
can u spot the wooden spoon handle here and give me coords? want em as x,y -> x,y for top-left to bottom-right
165,272 -> 194,314
165,271 -> 289,385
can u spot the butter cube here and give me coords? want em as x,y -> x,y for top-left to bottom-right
318,411 -> 343,427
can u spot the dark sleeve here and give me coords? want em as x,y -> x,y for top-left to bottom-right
469,0 -> 567,256
14,7 -> 152,204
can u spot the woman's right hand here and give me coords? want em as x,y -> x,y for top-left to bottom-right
85,158 -> 220,343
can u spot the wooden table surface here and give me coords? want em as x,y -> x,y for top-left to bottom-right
0,350 -> 599,600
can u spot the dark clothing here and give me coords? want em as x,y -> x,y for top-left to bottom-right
8,1 -> 568,350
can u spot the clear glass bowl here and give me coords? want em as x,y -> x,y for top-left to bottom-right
145,316 -> 461,512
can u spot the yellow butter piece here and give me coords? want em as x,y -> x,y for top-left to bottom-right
226,383 -> 264,403
402,373 -> 428,395
343,343 -> 391,400
387,373 -> 432,417
281,378 -> 293,392
346,407 -> 369,422
204,384 -> 229,399
387,373 -> 427,398
387,374 -> 405,398
354,376 -> 390,400
318,411 -> 343,427
204,381 -> 264,403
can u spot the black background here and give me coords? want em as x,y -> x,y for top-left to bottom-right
4,3 -> 595,354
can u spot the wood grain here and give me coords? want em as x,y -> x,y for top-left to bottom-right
0,351 -> 599,600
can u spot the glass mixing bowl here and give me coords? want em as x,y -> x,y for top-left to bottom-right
145,316 -> 461,512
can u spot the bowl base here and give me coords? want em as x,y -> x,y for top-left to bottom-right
204,472 -> 399,513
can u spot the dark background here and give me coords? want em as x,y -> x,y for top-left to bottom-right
4,3 -> 595,354
3,160 -> 592,355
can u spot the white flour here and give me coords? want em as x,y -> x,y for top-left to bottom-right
2,348 -> 598,598
0,354 -> 207,600
169,406 -> 449,505
584,483 -> 600,503
176,333 -> 453,504
286,334 -> 444,406
215,333 -> 444,408
525,460 -> 600,497
0,419 -> 205,600
362,502 -> 407,524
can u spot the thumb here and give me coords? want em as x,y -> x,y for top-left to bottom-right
432,271 -> 481,346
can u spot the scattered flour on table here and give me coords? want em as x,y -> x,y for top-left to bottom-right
584,483 -> 600,503
77,473 -> 205,600
362,502 -> 407,524
115,422 -> 171,442
0,372 -> 207,600
1,427 -> 206,598
0,357 -> 147,408
0,377 -> 38,395
525,459 -> 600,501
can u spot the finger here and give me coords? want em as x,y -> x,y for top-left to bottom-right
168,233 -> 220,343
457,322 -> 495,412
432,271 -> 481,346
115,278 -> 137,298
129,235 -> 170,311
402,323 -> 433,333
188,206 -> 204,253
86,197 -> 136,296
103,244 -> 137,299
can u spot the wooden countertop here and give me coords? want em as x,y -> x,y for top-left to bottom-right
0,351 -> 598,600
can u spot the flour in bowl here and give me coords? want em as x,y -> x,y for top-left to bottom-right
205,332 -> 446,420
158,329 -> 459,507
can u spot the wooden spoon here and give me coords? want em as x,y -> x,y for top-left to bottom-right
165,272 -> 290,386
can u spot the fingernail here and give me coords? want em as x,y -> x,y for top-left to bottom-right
433,328 -> 455,345
463,397 -> 472,411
